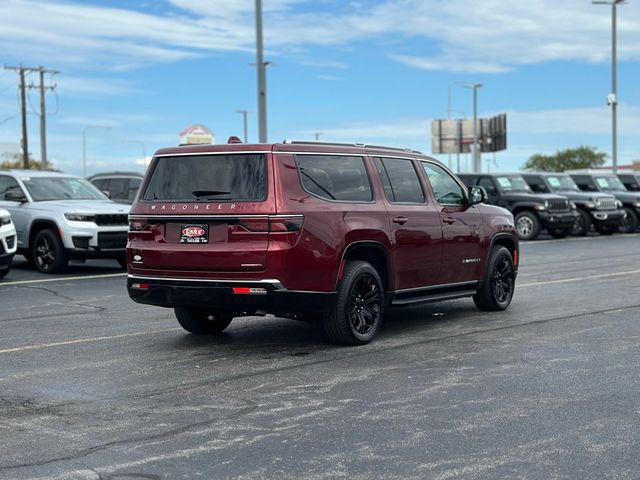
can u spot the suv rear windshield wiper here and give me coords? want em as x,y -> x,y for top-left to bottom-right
192,190 -> 231,198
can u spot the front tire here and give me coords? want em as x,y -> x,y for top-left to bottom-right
514,211 -> 540,241
572,209 -> 591,236
474,246 -> 516,311
174,307 -> 233,334
619,207 -> 638,234
32,229 -> 68,274
323,261 -> 384,346
0,266 -> 9,279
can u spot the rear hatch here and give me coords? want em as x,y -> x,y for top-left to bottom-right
129,152 -> 275,272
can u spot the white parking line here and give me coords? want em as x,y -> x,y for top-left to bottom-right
0,328 -> 181,354
0,272 -> 127,287
519,269 -> 640,287
523,233 -> 640,245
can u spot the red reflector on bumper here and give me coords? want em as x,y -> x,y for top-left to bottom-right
232,287 -> 267,295
131,282 -> 150,290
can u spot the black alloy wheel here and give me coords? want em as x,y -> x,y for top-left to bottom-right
474,246 -> 516,311
348,274 -> 381,336
324,261 -> 384,345
32,229 -> 68,274
492,255 -> 515,305
571,209 -> 591,236
619,207 -> 639,234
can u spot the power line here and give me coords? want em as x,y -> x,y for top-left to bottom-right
4,65 -> 59,169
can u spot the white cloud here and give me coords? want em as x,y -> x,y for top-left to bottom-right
3,0 -> 639,74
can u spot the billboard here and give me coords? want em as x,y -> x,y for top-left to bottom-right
431,113 -> 506,154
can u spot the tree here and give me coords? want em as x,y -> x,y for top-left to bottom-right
522,146 -> 608,172
0,153 -> 53,170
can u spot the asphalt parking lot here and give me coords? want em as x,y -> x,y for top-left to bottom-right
1,234 -> 639,480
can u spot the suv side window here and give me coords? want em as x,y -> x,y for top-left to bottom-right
526,177 -> 549,193
92,178 -> 106,190
373,157 -> 425,204
478,176 -> 497,194
128,178 -> 141,201
0,175 -> 22,200
295,155 -> 372,202
421,162 -> 466,206
108,178 -> 129,199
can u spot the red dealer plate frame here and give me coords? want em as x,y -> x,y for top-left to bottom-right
179,224 -> 209,244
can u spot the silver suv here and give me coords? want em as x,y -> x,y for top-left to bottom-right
0,207 -> 17,278
0,170 -> 129,273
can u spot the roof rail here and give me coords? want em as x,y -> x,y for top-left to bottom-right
281,139 -> 422,154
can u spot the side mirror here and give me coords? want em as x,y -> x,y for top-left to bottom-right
4,189 -> 27,203
468,186 -> 487,206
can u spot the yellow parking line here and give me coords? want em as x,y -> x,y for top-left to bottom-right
0,328 -> 181,354
0,272 -> 127,287
519,269 -> 640,287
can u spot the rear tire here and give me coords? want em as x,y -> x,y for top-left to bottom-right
571,209 -> 591,236
547,226 -> 572,239
619,207 -> 638,234
474,246 -> 516,311
514,211 -> 540,241
0,266 -> 9,278
32,229 -> 68,274
323,261 -> 384,346
117,256 -> 127,269
174,308 -> 233,334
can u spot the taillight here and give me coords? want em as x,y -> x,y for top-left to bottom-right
237,216 -> 304,233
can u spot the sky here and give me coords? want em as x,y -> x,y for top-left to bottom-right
0,0 -> 639,176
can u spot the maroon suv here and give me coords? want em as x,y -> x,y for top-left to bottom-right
127,140 -> 519,345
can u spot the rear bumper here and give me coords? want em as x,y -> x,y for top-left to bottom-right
127,275 -> 336,318
539,210 -> 578,229
590,209 -> 625,226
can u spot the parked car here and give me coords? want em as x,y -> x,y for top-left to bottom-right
617,172 -> 640,192
88,171 -> 143,204
0,207 -> 17,278
127,139 -> 519,345
0,170 -> 130,273
522,172 -> 625,236
568,172 -> 639,233
457,173 -> 577,240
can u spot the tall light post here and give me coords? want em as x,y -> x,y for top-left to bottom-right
314,132 -> 323,141
462,83 -> 483,173
82,125 -> 111,177
255,0 -> 268,143
236,110 -> 252,143
592,0 -> 626,174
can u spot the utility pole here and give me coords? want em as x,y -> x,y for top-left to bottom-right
4,65 -> 39,168
463,82 -> 483,173
29,66 -> 59,170
255,0 -> 267,143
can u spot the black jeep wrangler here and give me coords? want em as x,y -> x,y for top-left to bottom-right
522,172 -> 625,236
458,173 -> 577,240
569,172 -> 639,233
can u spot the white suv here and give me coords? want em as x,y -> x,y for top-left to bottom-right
0,207 -> 17,278
0,170 -> 129,273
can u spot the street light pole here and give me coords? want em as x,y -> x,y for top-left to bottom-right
314,132 -> 323,141
463,83 -> 483,173
236,110 -> 251,143
593,0 -> 626,174
82,125 -> 111,177
255,0 -> 267,143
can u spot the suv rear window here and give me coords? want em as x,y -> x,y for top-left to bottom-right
142,154 -> 267,202
295,155 -> 372,202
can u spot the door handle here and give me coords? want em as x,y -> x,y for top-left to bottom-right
442,217 -> 456,225
392,216 -> 408,225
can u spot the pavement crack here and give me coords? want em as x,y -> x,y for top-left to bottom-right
0,397 -> 258,473
14,285 -> 107,313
